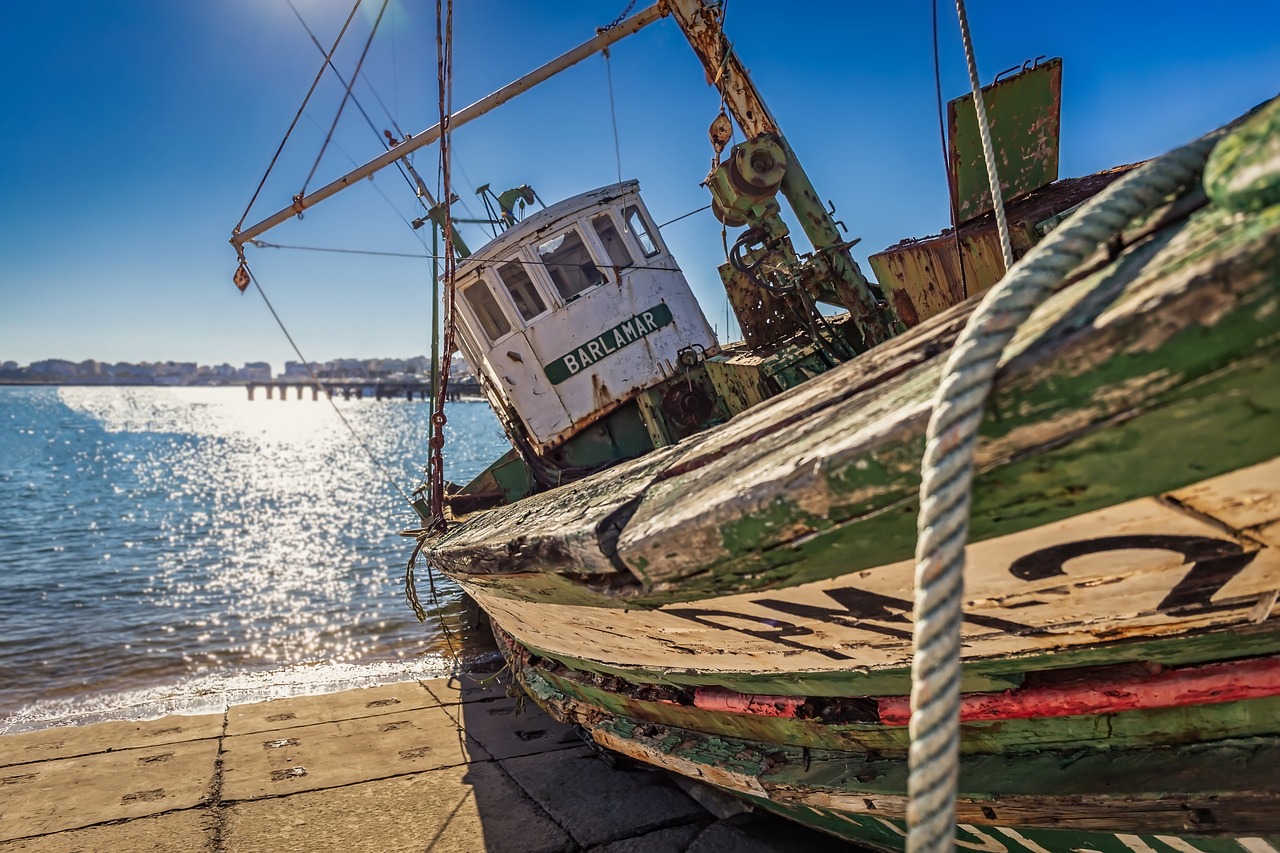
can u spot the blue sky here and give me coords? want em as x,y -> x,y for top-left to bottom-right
2,1 -> 1277,371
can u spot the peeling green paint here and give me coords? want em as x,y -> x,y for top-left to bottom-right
593,713 -> 1280,802
1205,95 -> 1280,213
514,625 -> 1280,699
528,658 -> 1280,756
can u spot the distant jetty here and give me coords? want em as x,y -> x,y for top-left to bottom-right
246,378 -> 482,402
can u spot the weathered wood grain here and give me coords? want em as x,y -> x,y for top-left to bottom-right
464,460 -> 1280,679
518,656 -> 1280,757
586,716 -> 1280,833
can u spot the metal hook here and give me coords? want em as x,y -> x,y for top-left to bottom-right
826,200 -> 848,234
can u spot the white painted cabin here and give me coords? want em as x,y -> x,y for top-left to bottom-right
453,181 -> 718,453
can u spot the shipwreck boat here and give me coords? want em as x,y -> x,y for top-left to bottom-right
232,2 -> 1280,850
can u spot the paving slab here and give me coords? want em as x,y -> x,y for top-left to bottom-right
225,681 -> 437,736
0,714 -> 223,768
587,821 -> 710,852
499,746 -> 707,848
442,696 -> 581,761
0,810 -> 214,853
222,759 -> 573,853
421,671 -> 511,705
684,813 -> 859,852
0,739 -> 217,842
221,703 -> 488,801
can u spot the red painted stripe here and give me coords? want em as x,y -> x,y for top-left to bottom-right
693,687 -> 805,718
876,656 -> 1280,726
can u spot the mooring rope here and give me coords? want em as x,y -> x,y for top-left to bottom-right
905,131 -> 1222,853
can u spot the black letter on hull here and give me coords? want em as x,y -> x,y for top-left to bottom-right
1009,534 -> 1257,614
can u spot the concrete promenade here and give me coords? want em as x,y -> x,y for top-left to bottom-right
0,673 -> 855,852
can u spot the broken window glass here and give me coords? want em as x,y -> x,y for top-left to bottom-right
495,260 -> 546,322
591,213 -> 634,269
623,205 -> 660,258
462,280 -> 511,342
537,228 -> 602,302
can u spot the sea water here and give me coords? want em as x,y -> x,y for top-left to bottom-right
0,386 -> 507,731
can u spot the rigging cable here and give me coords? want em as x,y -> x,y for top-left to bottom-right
657,204 -> 711,229
602,48 -> 626,198
248,240 -> 683,275
954,0 -> 1013,272
239,262 -> 416,510
300,0 -> 392,197
287,0 -> 433,222
426,0 -> 457,530
598,1 -> 636,232
404,0 -> 462,659
932,0 -> 971,299
298,111 -> 432,248
234,0 -> 362,234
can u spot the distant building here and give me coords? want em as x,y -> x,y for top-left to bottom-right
29,359 -> 77,378
240,361 -> 272,382
0,355 -> 468,386
323,358 -> 366,379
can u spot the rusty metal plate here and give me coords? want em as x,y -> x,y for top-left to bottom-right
719,261 -> 807,351
949,58 -> 1062,223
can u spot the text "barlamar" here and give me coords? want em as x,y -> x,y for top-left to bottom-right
543,303 -> 674,385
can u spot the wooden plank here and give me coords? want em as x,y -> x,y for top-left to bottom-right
587,715 -> 1280,831
465,465 -> 1280,677
427,447 -> 680,585
876,657 -> 1280,725
518,656 -> 1280,757
616,202 -> 1280,593
1169,457 -> 1280,535
499,625 -> 1280,698
749,798 -> 1280,853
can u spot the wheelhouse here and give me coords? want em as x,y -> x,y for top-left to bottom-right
453,181 -> 718,462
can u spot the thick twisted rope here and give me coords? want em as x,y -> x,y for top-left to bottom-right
905,131 -> 1221,853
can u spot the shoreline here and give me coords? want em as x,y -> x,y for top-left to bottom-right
1,650 -> 501,737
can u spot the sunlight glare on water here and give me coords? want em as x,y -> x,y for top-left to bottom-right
0,386 -> 507,731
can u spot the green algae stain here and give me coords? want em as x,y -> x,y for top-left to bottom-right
1205,95 -> 1280,213
717,494 -> 828,554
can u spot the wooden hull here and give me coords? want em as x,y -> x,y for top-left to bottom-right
426,105 -> 1280,846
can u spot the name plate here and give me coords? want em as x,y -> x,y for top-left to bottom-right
543,303 -> 674,385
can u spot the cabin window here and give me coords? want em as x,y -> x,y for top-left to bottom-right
495,260 -> 546,321
623,205 -> 660,257
537,228 -> 603,302
462,279 -> 511,342
591,213 -> 634,269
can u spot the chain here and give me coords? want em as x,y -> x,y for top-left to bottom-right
598,0 -> 637,34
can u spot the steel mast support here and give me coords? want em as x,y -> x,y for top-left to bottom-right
664,0 -> 894,348
231,4 -> 668,250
